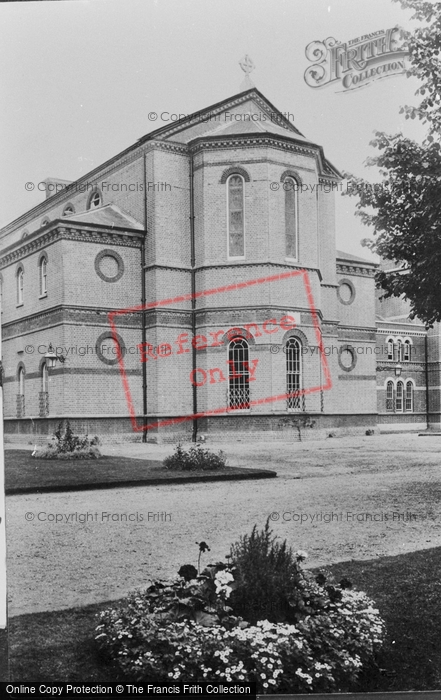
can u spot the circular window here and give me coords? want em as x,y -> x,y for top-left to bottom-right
94,249 -> 124,282
337,279 -> 355,305
338,344 -> 357,372
96,331 -> 126,365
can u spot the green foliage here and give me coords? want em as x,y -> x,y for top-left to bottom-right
53,420 -> 90,453
278,414 -> 315,441
95,535 -> 386,691
123,564 -> 241,631
228,518 -> 326,625
32,446 -> 102,460
344,134 -> 441,325
344,1 -> 441,326
32,420 -> 102,459
163,443 -> 226,471
393,0 -> 441,136
95,523 -> 386,689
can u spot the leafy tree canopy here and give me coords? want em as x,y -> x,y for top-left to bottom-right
345,0 -> 441,326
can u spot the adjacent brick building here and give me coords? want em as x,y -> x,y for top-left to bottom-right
0,87 -> 437,442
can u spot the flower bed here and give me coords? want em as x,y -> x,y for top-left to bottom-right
32,420 -> 102,460
95,522 -> 385,692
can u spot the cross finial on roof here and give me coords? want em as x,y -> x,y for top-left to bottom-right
239,54 -> 255,91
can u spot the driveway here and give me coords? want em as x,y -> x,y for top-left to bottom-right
6,433 -> 441,617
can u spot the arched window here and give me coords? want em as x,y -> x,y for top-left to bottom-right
396,380 -> 404,412
228,337 -> 250,409
286,338 -> 302,410
62,204 -> 74,217
17,267 -> 24,305
41,362 -> 48,392
0,276 -> 3,313
227,175 -> 245,258
39,257 -> 48,296
396,339 -> 403,362
387,338 -> 394,361
40,362 -> 49,417
17,367 -> 25,417
386,380 -> 394,412
403,340 -> 412,362
41,217 -> 50,227
88,189 -> 101,209
405,381 -> 414,412
285,178 -> 298,259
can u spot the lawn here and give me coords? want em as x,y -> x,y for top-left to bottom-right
5,450 -> 276,495
7,546 -> 441,689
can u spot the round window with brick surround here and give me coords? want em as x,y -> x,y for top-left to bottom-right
96,331 -> 126,365
338,344 -> 357,372
94,249 -> 124,282
337,279 -> 355,305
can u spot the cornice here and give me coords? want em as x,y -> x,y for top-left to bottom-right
195,261 -> 323,280
2,305 -> 142,340
376,326 -> 427,336
146,140 -> 189,155
336,262 -> 376,278
338,325 -> 378,333
319,177 -> 341,186
188,134 -> 340,180
189,134 -> 317,158
144,261 -> 323,280
193,157 -> 317,175
0,224 -> 143,268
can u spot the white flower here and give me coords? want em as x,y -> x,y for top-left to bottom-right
295,550 -> 308,561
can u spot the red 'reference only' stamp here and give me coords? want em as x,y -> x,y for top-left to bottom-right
108,269 -> 332,433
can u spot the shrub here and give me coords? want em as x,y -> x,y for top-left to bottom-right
163,443 -> 226,471
227,519 -> 323,625
96,578 -> 385,692
95,527 -> 386,691
32,420 -> 102,459
33,446 -> 102,460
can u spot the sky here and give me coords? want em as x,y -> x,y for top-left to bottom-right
0,0 -> 428,258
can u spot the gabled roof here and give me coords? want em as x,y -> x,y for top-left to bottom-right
336,249 -> 378,266
194,112 -> 304,140
0,87 -> 341,236
61,204 -> 144,230
137,88 -> 306,144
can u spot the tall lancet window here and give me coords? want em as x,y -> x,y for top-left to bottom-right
228,337 -> 250,409
285,178 -> 298,259
286,337 -> 303,410
228,175 -> 245,257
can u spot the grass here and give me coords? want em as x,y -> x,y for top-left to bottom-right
0,629 -> 7,681
320,547 -> 441,692
7,547 -> 441,688
8,603 -> 120,682
5,450 -> 276,494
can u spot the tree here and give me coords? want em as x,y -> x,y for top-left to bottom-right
345,0 -> 441,327
278,414 -> 316,442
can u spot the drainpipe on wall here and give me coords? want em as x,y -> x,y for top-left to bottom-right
425,334 -> 429,431
141,153 -> 148,443
189,154 -> 198,442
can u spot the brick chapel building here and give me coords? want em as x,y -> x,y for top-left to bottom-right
1,85 -> 440,442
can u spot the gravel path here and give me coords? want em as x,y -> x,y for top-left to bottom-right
6,434 -> 441,617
